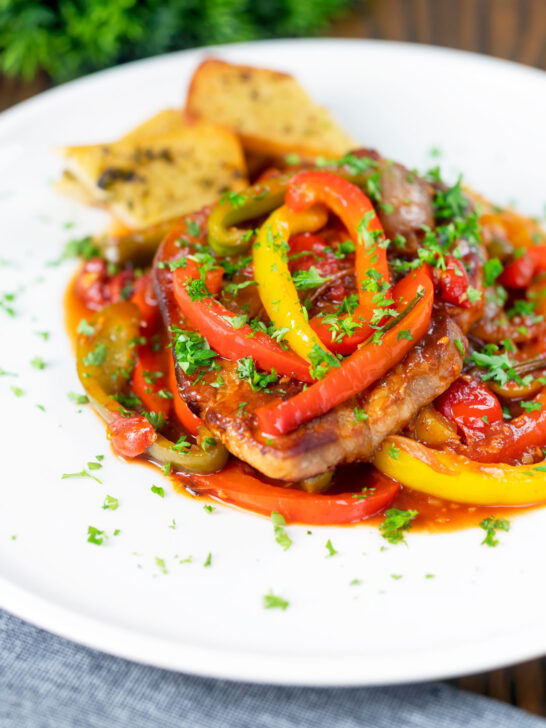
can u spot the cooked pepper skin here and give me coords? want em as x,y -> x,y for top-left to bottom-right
184,460 -> 400,524
285,171 -> 390,354
436,377 -> 503,436
172,259 -> 313,382
374,435 -> 546,506
256,265 -> 433,436
253,203 -> 330,362
76,301 -> 228,472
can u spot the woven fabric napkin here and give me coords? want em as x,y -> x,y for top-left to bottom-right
0,609 -> 544,728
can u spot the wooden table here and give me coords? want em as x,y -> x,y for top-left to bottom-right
1,0 -> 544,716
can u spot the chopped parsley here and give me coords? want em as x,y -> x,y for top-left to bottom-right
471,345 -> 528,387
454,338 -> 465,356
387,444 -> 400,460
203,552 -> 212,567
87,526 -> 106,545
480,516 -> 510,547
220,191 -> 247,209
325,539 -> 338,557
30,356 -> 46,370
521,400 -> 543,412
77,319 -> 95,337
82,343 -> 107,367
484,258 -> 503,286
271,511 -> 292,550
380,508 -> 418,545
236,357 -> 278,391
203,504 -> 216,514
308,344 -> 340,380
263,590 -> 289,610
151,485 -> 165,498
185,278 -> 210,302
171,435 -> 191,452
68,391 -> 89,405
102,495 -> 119,511
143,411 -> 165,430
353,407 -> 369,422
397,329 -> 413,342
185,219 -> 201,237
170,328 -> 217,375
10,386 -> 24,397
62,468 -> 102,484
292,266 -> 330,290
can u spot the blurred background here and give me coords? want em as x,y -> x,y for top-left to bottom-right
1,0 -> 545,111
1,0 -> 544,717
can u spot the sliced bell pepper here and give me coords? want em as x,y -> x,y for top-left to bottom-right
436,377 -> 503,436
374,435 -> 546,506
130,273 -> 160,330
172,259 -> 313,382
131,345 -> 172,418
256,265 -> 433,436
184,460 -> 400,524
76,301 -> 228,471
463,386 -> 546,463
109,415 -> 157,458
207,161 -> 379,257
166,348 -> 202,436
499,245 -> 546,289
253,203 -> 331,362
438,255 -> 471,308
286,171 -> 390,354
208,174 -> 290,256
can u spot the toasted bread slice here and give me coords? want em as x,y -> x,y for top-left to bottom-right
56,109 -> 186,207
186,59 -> 356,159
121,108 -> 185,142
60,122 -> 247,229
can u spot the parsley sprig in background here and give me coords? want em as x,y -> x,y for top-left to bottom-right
0,0 -> 352,84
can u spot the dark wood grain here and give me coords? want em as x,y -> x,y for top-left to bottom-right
329,0 -> 546,68
1,0 -> 545,717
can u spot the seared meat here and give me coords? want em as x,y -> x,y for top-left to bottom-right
378,161 -> 434,253
156,242 -> 465,478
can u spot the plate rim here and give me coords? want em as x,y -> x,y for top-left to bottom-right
1,37 -> 545,685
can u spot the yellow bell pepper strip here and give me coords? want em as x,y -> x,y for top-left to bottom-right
285,171 -> 391,354
256,265 -> 433,436
253,203 -> 332,362
207,157 -> 380,257
374,435 -> 546,506
76,301 -> 228,472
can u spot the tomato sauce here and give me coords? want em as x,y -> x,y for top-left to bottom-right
64,271 -> 540,531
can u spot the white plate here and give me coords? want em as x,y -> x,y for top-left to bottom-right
1,39 -> 545,686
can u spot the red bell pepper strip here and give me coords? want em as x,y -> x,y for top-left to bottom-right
499,246 -> 546,289
166,349 -> 201,436
75,258 -> 109,311
131,346 -> 172,418
185,461 -> 399,524
256,265 -> 433,436
131,273 -> 160,330
108,415 -> 157,458
465,387 -> 546,462
438,256 -> 471,308
286,171 -> 390,354
436,377 -> 503,437
172,261 -> 313,383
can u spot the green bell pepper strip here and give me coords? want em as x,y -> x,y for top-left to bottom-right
76,301 -> 228,473
207,163 -> 375,257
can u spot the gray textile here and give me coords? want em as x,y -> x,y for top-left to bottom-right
0,610 -> 543,728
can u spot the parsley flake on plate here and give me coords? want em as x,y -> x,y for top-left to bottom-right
480,516 -> 510,547
271,511 -> 292,550
263,590 -> 289,610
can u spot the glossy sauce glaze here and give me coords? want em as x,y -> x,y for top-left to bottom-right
65,272 -> 537,531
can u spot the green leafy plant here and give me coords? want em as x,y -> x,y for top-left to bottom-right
0,0 -> 352,84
